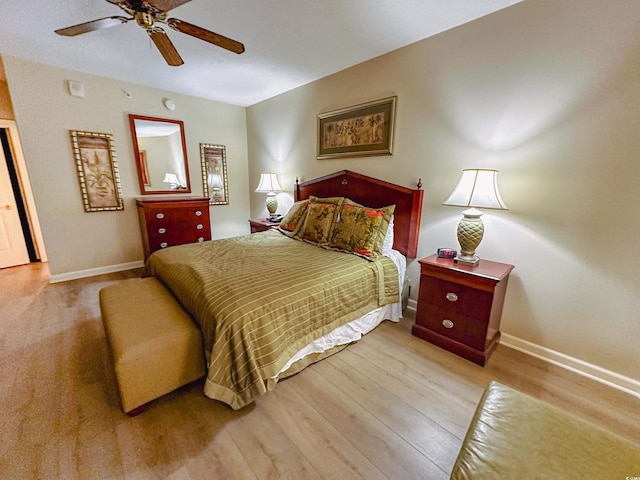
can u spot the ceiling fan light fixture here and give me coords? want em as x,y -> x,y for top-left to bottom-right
55,0 -> 245,66
135,11 -> 155,28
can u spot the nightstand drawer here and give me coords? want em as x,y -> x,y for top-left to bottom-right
418,276 -> 493,316
416,305 -> 488,350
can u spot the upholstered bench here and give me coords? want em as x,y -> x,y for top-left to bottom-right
450,381 -> 640,479
99,277 -> 206,415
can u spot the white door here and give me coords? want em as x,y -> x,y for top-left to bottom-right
0,141 -> 29,269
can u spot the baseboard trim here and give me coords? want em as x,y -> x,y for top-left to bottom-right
406,298 -> 418,311
49,261 -> 145,284
404,301 -> 639,398
500,333 -> 639,398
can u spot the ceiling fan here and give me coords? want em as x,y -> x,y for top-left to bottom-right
55,0 -> 245,66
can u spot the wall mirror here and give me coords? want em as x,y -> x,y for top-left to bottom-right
129,114 -> 191,194
200,143 -> 229,205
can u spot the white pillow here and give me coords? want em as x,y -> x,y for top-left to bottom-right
381,215 -> 395,255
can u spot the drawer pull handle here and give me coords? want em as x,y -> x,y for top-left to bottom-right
158,228 -> 166,234
160,242 -> 168,248
446,293 -> 458,302
195,210 -> 202,216
156,213 -> 165,219
442,319 -> 454,329
197,224 -> 203,230
198,237 -> 205,242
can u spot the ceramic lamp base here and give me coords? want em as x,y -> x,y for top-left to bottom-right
265,192 -> 278,216
456,208 -> 484,266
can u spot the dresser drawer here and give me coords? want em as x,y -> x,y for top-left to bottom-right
144,208 -> 208,232
147,230 -> 208,253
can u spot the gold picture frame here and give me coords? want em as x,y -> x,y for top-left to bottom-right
317,96 -> 397,160
200,143 -> 229,205
70,130 -> 124,212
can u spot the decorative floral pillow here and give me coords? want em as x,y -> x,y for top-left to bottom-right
330,200 -> 395,257
278,199 -> 309,237
296,196 -> 344,244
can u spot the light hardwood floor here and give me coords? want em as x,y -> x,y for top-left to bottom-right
1,263 -> 638,479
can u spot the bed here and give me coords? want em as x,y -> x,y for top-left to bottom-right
145,170 -> 423,409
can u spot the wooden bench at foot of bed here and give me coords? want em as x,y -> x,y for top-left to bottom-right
450,381 -> 640,479
99,277 -> 205,415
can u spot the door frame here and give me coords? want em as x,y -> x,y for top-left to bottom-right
0,119 -> 47,263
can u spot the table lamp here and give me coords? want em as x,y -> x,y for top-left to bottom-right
163,173 -> 181,189
442,168 -> 507,266
208,173 -> 223,201
255,173 -> 282,220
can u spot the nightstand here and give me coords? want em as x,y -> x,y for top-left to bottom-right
412,254 -> 514,366
248,218 -> 280,233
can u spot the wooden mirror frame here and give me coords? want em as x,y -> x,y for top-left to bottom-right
129,114 -> 191,195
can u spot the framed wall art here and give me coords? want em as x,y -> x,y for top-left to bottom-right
200,143 -> 229,205
317,96 -> 397,160
70,130 -> 124,212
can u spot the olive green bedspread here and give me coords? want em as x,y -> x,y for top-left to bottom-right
146,229 -> 399,409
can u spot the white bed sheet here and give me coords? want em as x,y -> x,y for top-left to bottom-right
276,249 -> 406,377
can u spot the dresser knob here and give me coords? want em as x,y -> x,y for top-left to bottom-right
195,210 -> 202,216
446,292 -> 458,302
156,213 -> 164,219
198,237 -> 205,242
442,319 -> 454,329
160,242 -> 168,248
158,228 -> 166,234
197,224 -> 203,230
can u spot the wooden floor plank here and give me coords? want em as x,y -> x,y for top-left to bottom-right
287,360 -> 449,479
262,376 -> 387,480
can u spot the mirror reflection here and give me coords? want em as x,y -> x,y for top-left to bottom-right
129,114 -> 191,194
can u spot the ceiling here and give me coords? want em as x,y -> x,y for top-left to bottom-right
0,0 -> 522,107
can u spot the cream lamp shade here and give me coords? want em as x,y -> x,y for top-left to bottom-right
255,173 -> 283,219
208,173 -> 223,200
443,169 -> 507,266
162,173 -> 181,189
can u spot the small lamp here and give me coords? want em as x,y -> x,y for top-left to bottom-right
255,173 -> 282,220
442,168 -> 507,266
208,173 -> 223,201
163,173 -> 180,189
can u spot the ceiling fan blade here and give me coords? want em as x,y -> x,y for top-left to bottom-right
148,28 -> 184,66
167,18 -> 245,54
146,0 -> 191,13
55,16 -> 129,36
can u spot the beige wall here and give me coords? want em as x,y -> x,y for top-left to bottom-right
247,0 -> 640,382
3,56 -> 250,277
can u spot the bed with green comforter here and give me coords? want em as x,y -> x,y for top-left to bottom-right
146,229 -> 399,409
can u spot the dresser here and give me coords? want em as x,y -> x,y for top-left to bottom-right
137,197 -> 211,260
412,254 -> 514,366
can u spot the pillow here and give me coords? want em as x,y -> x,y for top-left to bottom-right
277,199 -> 309,237
381,215 -> 395,255
296,196 -> 344,244
330,200 -> 395,257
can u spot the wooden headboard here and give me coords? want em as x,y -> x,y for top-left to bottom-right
295,170 -> 423,258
